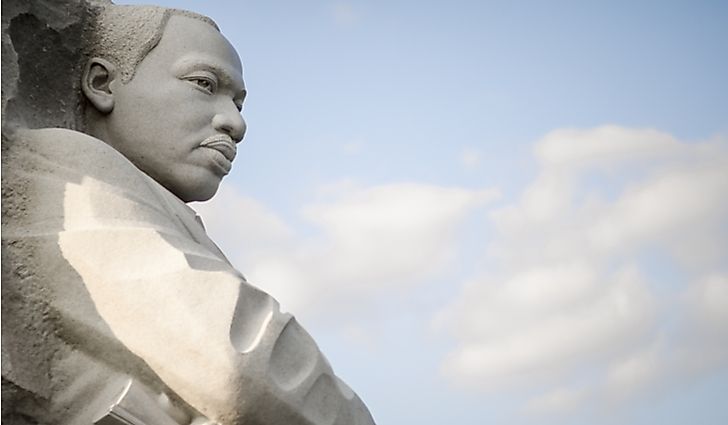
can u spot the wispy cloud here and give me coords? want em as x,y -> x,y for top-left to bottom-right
437,126 -> 728,411
195,126 -> 727,419
195,182 -> 497,320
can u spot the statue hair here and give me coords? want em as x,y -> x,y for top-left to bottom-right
85,4 -> 220,84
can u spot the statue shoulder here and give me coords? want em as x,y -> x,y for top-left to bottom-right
12,128 -> 144,178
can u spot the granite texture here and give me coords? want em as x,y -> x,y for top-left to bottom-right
1,0 -> 111,130
1,1 -> 376,423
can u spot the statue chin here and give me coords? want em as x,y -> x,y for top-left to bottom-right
165,177 -> 222,203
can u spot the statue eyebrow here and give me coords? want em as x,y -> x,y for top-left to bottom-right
174,57 -> 245,94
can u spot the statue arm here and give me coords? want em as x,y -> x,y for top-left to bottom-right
16,128 -> 376,424
58,190 -> 375,424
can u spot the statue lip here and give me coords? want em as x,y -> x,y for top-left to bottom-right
199,134 -> 237,163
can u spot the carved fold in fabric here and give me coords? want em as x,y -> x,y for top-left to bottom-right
2,128 -> 375,425
94,379 -> 194,425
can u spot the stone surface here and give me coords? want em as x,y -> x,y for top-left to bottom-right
1,1 -> 376,424
1,0 -> 110,130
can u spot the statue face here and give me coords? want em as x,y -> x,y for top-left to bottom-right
103,15 -> 246,202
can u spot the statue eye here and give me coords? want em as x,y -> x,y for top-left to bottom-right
187,76 -> 217,94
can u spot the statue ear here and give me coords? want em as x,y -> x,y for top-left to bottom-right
81,58 -> 118,114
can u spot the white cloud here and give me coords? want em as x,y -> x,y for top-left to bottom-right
195,182 -> 497,320
440,265 -> 655,388
438,126 -> 728,412
194,126 -> 727,415
534,125 -> 683,169
683,273 -> 728,342
604,343 -> 662,402
191,185 -> 292,263
587,160 -> 728,267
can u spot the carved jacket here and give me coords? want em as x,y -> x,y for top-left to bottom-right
1,128 -> 375,425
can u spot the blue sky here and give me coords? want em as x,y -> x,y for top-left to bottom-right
122,1 -> 728,424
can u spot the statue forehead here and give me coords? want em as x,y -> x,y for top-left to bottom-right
85,5 -> 226,83
146,15 -> 242,72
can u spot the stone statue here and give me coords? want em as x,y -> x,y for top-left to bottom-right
1,2 -> 376,424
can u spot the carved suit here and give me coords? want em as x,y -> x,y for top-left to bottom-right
1,128 -> 375,425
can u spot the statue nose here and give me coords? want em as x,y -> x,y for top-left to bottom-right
212,109 -> 246,143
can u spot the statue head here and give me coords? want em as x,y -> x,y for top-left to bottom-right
81,5 -> 247,202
